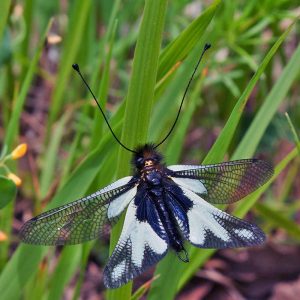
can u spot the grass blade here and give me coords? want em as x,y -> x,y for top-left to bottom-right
255,202 -> 300,241
178,147 -> 298,290
233,41 -> 300,159
0,134 -> 117,299
0,176 -> 17,209
157,0 -> 221,81
205,21 -> 294,164
148,21 -> 295,300
0,0 -> 11,43
164,69 -> 206,164
4,20 -> 52,149
47,0 -> 91,128
89,20 -> 118,149
285,112 -> 300,153
40,113 -> 71,198
47,246 -> 82,300
107,1 -> 168,299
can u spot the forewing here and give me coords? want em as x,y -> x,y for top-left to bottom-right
20,176 -> 136,245
103,200 -> 168,288
169,159 -> 273,204
180,187 -> 265,248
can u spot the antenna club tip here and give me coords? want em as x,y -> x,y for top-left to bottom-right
72,63 -> 80,72
204,43 -> 211,50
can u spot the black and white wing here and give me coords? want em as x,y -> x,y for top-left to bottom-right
174,186 -> 265,248
20,176 -> 137,245
168,159 -> 273,204
103,193 -> 168,288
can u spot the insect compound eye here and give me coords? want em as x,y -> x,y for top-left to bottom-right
136,157 -> 144,168
152,154 -> 161,164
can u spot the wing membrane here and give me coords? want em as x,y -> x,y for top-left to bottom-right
181,187 -> 265,248
20,176 -> 136,245
103,200 -> 168,288
169,159 -> 273,204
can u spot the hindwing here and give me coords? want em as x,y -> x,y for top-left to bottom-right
103,197 -> 168,288
173,186 -> 265,248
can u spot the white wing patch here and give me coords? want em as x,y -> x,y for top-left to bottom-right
171,177 -> 207,194
100,176 -> 133,194
107,186 -> 137,219
184,188 -> 230,244
233,228 -> 255,238
181,187 -> 265,248
82,176 -> 133,201
118,201 -> 168,265
168,164 -> 206,172
111,260 -> 126,281
104,201 -> 168,288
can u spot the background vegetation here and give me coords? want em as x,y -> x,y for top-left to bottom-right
0,0 -> 299,299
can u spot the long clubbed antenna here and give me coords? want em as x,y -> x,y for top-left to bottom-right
154,43 -> 211,149
72,64 -> 137,154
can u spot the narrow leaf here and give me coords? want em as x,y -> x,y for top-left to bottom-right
0,176 -> 17,209
108,1 -> 168,299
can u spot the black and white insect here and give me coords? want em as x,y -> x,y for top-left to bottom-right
20,44 -> 273,289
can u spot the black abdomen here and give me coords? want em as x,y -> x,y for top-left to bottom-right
135,170 -> 188,257
153,194 -> 185,253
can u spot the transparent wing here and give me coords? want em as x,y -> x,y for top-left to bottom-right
180,187 -> 265,248
168,159 -> 273,204
20,176 -> 137,245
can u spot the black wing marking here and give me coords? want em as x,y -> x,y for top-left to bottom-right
168,159 -> 273,204
20,176 -> 137,245
103,200 -> 168,288
181,187 -> 265,248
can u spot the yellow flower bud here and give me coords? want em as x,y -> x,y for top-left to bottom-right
11,143 -> 27,160
0,231 -> 8,242
7,173 -> 22,186
202,67 -> 208,77
47,34 -> 62,45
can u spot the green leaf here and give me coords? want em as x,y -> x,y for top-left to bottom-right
233,148 -> 298,217
205,21 -> 295,164
0,134 -> 116,299
1,3 -> 298,300
149,42 -> 209,143
255,202 -> 300,241
40,112 -> 71,198
178,28 -> 300,291
130,275 -> 159,300
0,245 -> 44,300
4,21 -> 52,150
0,176 -> 17,209
0,0 -> 11,43
47,246 -> 82,300
148,21 -> 295,300
47,0 -> 91,128
164,68 -> 205,164
285,112 -> 300,153
233,40 -> 300,159
157,0 -> 221,81
89,20 -> 118,150
178,147 -> 298,291
0,21 -> 53,299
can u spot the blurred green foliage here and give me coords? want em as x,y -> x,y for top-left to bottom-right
0,0 -> 299,299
